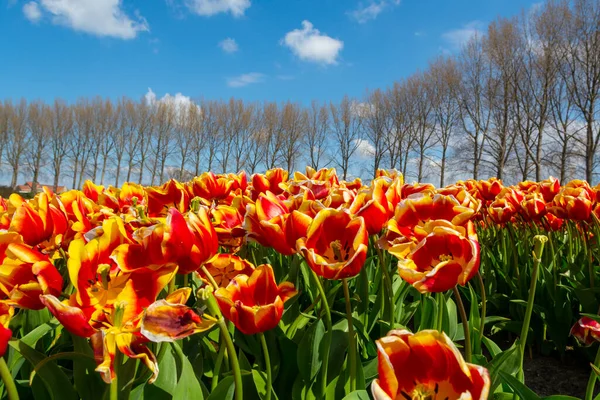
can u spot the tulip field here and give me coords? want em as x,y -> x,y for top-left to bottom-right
0,168 -> 599,400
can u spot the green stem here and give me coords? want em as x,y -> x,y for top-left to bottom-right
585,344 -> 600,400
343,279 -> 357,392
477,271 -> 486,346
167,276 -> 176,295
211,336 -> 226,391
259,333 -> 272,400
110,348 -> 122,400
217,318 -> 242,400
376,245 -> 395,327
183,273 -> 189,289
516,235 -> 546,387
436,292 -> 444,332
310,269 -> 332,398
453,286 -> 471,363
202,268 -> 243,400
201,266 -> 220,290
0,358 -> 18,400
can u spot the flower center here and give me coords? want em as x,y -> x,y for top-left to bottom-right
329,240 -> 351,262
401,383 -> 440,400
438,254 -> 453,262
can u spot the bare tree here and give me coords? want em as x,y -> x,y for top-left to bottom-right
262,102 -> 285,170
429,57 -> 461,186
280,102 -> 306,173
406,73 -> 437,182
5,99 -> 29,188
363,89 -> 391,177
304,100 -> 330,170
150,100 -> 175,185
49,99 -> 73,191
455,35 -> 494,180
559,0 -> 600,183
330,95 -> 363,180
27,101 -> 50,193
482,18 -> 520,180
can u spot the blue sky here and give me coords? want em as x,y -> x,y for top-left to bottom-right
1,0 -> 541,105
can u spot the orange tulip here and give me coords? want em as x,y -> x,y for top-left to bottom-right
145,179 -> 190,217
214,264 -> 297,335
571,317 -> 600,346
190,172 -> 235,203
0,242 -> 63,309
0,303 -> 13,356
244,192 -> 312,255
8,193 -> 67,246
349,177 -> 392,235
251,168 -> 288,199
112,208 -> 218,275
199,254 -> 255,287
297,208 -> 369,280
520,192 -> 547,220
372,329 -> 489,400
475,178 -> 503,201
388,221 -> 480,293
549,180 -> 594,221
539,177 -> 561,202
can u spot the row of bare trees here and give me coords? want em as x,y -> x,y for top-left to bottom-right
0,0 -> 599,190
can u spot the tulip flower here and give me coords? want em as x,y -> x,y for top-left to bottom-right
521,192 -> 547,220
475,178 -> 504,201
0,303 -> 13,357
214,264 -> 297,335
145,179 -> 190,217
297,208 -> 369,280
571,317 -> 600,346
190,172 -> 235,203
244,192 -> 312,255
251,168 -> 288,199
371,329 -> 490,400
349,177 -> 392,235
8,193 -> 67,246
549,180 -> 595,221
0,241 -> 63,310
388,221 -> 480,293
112,208 -> 218,275
199,254 -> 255,288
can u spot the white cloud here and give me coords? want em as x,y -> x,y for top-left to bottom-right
282,21 -> 343,65
184,0 -> 250,17
441,20 -> 484,50
226,72 -> 265,88
219,38 -> 239,53
25,0 -> 149,39
353,138 -> 376,159
348,0 -> 400,23
145,88 -> 199,115
23,2 -> 42,22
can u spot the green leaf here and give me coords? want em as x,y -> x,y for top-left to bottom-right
297,319 -> 325,382
207,375 -> 234,400
9,339 -> 79,400
148,342 -> 178,396
485,342 -> 520,393
72,335 -> 107,400
172,342 -> 204,400
498,371 -> 541,400
341,390 -> 370,399
252,369 -> 279,400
